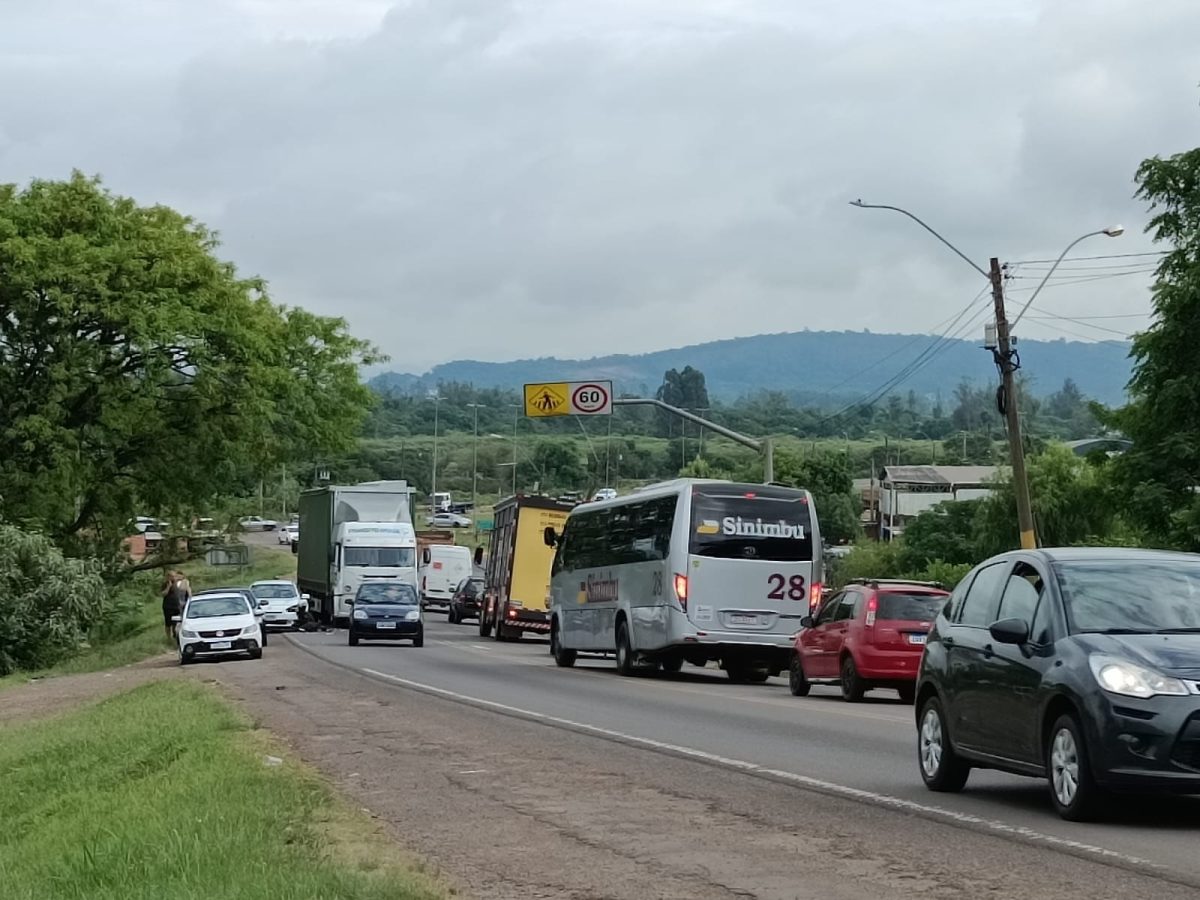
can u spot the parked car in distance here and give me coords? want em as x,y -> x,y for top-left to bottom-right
176,591 -> 264,664
250,580 -> 308,630
592,488 -> 618,502
277,523 -> 300,544
193,587 -> 268,645
791,579 -> 949,703
240,515 -> 278,532
449,576 -> 486,624
348,581 -> 423,647
916,547 -> 1200,821
426,512 -> 471,529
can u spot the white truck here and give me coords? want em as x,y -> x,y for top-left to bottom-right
297,481 -> 417,625
419,544 -> 473,613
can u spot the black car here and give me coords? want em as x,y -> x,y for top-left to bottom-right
348,581 -> 423,647
193,587 -> 268,646
915,547 -> 1200,820
448,576 -> 486,624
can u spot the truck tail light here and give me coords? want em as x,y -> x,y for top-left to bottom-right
673,573 -> 688,612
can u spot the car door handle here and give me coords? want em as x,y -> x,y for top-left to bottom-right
982,643 -> 994,658
942,636 -> 955,648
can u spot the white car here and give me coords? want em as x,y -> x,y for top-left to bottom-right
176,592 -> 264,664
426,512 -> 472,529
250,580 -> 308,629
277,524 -> 300,544
592,488 -> 618,502
239,516 -> 278,532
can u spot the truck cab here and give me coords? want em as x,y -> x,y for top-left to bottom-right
332,522 -> 418,622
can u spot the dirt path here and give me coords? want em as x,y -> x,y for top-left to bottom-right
6,642 -> 1199,900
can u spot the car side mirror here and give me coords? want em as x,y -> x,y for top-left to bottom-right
422,548 -> 431,565
345,598 -> 354,605
259,599 -> 270,607
544,526 -> 558,547
989,617 -> 1030,645
171,615 -> 181,624
301,593 -> 310,601
800,615 -> 814,628
474,546 -> 484,566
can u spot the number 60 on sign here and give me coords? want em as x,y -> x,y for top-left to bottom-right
523,381 -> 613,418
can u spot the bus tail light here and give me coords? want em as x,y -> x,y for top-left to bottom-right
809,582 -> 822,611
673,573 -> 688,611
865,595 -> 878,627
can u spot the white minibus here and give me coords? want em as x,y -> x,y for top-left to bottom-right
545,479 -> 823,682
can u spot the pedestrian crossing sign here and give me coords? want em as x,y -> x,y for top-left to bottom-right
524,382 -> 569,417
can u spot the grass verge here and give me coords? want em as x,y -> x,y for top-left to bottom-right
0,680 -> 447,900
0,546 -> 298,689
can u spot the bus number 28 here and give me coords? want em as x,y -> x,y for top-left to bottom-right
767,573 -> 806,601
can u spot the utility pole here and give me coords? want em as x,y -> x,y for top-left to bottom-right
468,403 -> 485,530
430,395 -> 443,505
989,257 -> 1037,550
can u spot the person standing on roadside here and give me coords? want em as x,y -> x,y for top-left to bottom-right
162,570 -> 189,641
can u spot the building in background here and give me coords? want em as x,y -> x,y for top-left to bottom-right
878,465 -> 1004,542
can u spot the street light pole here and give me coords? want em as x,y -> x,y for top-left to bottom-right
467,402 -> 485,525
511,404 -> 520,497
851,199 -> 1122,550
430,395 -> 443,505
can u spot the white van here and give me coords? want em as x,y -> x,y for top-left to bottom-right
420,544 -> 473,612
333,522 -> 418,621
546,479 -> 823,682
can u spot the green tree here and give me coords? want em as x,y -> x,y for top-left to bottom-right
898,500 -> 983,571
773,450 -> 860,544
0,173 -> 380,557
1103,144 -> 1200,547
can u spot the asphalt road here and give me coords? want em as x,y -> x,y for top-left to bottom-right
286,616 -> 1200,887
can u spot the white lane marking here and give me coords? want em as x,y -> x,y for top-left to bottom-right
361,667 -> 1161,872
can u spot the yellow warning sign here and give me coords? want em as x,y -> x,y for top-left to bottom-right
524,382 -> 569,417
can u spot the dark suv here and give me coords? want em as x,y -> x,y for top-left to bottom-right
916,547 -> 1200,821
448,576 -> 485,624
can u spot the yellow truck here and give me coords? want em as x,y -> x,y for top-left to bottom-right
479,494 -> 574,641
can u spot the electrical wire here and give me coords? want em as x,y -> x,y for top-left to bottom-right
1021,306 -> 1138,338
820,288 -> 992,424
1005,250 -> 1167,265
1003,267 -> 1158,291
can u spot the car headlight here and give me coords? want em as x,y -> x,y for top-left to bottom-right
406,609 -> 421,621
353,609 -> 368,620
1088,654 -> 1189,699
241,625 -> 259,636
180,629 -> 199,639
286,605 -> 298,613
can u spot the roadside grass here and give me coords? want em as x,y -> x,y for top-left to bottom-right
0,546 -> 297,689
0,680 -> 447,900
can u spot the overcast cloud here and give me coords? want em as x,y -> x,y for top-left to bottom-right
1,0 -> 1197,373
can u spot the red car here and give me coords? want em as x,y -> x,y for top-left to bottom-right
789,579 -> 949,703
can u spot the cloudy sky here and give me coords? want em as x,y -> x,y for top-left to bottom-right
2,0 -> 1196,374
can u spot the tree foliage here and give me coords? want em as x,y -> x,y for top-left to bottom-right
0,174 -> 381,555
773,449 -> 860,544
1104,146 -> 1200,548
0,526 -> 112,675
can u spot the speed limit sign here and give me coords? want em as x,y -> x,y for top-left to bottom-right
570,382 -> 612,415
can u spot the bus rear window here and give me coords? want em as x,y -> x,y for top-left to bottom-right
689,488 -> 814,562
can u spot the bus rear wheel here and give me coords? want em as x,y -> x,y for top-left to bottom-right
615,621 -> 636,676
551,627 -> 576,667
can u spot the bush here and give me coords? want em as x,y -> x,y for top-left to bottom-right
0,526 -> 113,675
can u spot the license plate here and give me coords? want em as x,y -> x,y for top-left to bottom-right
730,614 -> 758,625
907,634 -> 927,645
210,641 -> 232,650
375,622 -> 397,629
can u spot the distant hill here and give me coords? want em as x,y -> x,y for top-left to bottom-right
370,330 -> 1134,406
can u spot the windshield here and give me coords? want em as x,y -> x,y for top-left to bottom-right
186,597 -> 250,618
689,487 -> 814,562
252,584 -> 298,599
1056,559 -> 1200,633
878,592 -> 946,622
344,547 -> 416,568
356,583 -> 418,605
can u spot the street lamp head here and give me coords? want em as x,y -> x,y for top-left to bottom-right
849,199 -> 866,207
1103,225 -> 1125,237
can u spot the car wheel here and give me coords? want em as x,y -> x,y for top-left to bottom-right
551,627 -> 577,668
744,670 -> 770,684
348,631 -> 359,647
789,653 -> 811,697
659,656 -> 683,674
897,684 -> 916,704
1047,713 -> 1105,821
615,621 -> 635,676
918,696 -> 970,792
260,629 -> 268,647
412,632 -> 424,648
478,610 -> 492,638
840,656 -> 867,702
248,646 -> 263,660
447,606 -> 458,624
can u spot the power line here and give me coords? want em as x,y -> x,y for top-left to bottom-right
1010,261 -> 1163,272
1023,306 -> 1136,338
1006,250 -> 1167,265
1003,267 -> 1158,290
1029,318 -> 1126,343
1023,312 -> 1149,320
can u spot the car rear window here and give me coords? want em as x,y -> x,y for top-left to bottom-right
877,592 -> 946,622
